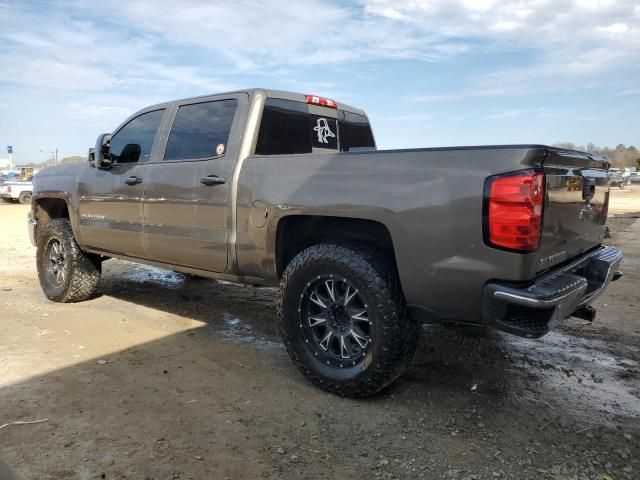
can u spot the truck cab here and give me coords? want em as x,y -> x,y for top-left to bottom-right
72,90 -> 375,274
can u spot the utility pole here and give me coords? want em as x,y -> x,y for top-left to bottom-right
7,145 -> 13,171
55,148 -> 58,164
40,149 -> 44,169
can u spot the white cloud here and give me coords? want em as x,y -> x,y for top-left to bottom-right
483,108 -> 556,120
0,0 -> 638,107
0,2 -> 231,94
599,23 -> 629,34
65,103 -> 132,119
364,0 -> 640,100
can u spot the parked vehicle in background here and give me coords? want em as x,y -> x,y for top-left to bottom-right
628,172 -> 640,183
18,166 -> 35,179
0,171 -> 21,181
0,179 -> 33,204
607,169 -> 625,188
29,88 -> 623,397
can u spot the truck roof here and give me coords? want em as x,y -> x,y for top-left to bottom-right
147,88 -> 367,117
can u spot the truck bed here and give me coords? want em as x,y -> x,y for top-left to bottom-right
238,144 -> 608,325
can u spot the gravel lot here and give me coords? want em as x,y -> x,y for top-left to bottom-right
0,187 -> 639,480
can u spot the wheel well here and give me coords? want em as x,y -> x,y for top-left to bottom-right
276,215 -> 397,278
35,198 -> 70,227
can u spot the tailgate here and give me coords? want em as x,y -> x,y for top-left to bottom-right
536,149 -> 609,273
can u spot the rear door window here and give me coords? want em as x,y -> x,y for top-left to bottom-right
164,99 -> 238,161
110,109 -> 165,163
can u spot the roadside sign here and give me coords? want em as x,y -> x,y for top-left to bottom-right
7,146 -> 12,154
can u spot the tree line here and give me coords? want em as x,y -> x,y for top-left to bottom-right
553,143 -> 640,169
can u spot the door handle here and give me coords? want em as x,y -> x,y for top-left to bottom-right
200,175 -> 226,186
125,176 -> 142,185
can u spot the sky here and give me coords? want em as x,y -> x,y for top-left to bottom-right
0,0 -> 639,164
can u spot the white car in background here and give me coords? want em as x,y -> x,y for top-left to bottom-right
0,179 -> 33,204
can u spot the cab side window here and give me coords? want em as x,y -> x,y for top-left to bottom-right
110,109 -> 165,164
255,99 -> 312,155
164,99 -> 238,161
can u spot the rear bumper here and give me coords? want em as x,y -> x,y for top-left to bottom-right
482,245 -> 623,338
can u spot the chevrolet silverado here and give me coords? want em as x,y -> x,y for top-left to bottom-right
29,89 -> 623,397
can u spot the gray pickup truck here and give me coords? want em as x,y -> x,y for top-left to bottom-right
29,88 -> 623,397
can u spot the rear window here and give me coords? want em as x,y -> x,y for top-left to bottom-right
255,98 -> 374,156
339,111 -> 375,152
164,99 -> 238,161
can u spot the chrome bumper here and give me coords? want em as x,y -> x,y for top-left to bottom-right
482,246 -> 623,338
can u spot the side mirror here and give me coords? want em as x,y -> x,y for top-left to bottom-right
87,148 -> 96,167
94,133 -> 112,169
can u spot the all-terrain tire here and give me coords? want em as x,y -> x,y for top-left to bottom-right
278,243 -> 420,398
36,219 -> 101,302
18,191 -> 32,205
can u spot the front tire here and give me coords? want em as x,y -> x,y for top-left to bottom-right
36,219 -> 101,302
278,243 -> 420,397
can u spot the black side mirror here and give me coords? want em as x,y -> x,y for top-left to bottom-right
87,148 -> 96,167
94,133 -> 112,169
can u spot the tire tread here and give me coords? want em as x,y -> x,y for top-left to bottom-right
36,219 -> 100,303
278,242 -> 420,398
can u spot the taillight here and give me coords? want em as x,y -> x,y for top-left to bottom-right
7,185 -> 11,193
305,95 -> 337,109
484,170 -> 544,252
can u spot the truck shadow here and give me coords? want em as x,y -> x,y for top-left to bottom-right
96,260 -> 640,424
2,261 -> 638,479
99,260 -> 516,394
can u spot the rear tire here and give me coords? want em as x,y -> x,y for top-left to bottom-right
18,191 -> 32,205
278,243 -> 420,398
36,219 -> 101,302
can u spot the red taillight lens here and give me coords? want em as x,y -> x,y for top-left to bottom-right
305,94 -> 337,109
7,185 -> 11,193
485,170 -> 544,252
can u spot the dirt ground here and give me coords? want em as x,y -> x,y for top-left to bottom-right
0,187 -> 639,480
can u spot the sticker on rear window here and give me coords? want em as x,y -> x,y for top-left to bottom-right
311,116 -> 337,149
